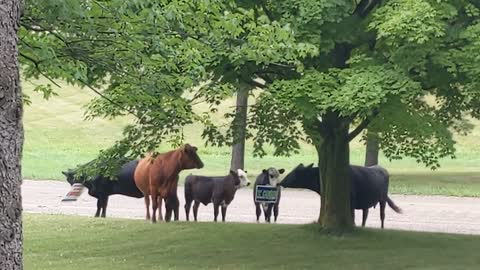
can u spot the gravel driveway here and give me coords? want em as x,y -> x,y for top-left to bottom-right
22,180 -> 480,235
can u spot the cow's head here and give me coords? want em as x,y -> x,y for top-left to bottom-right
181,144 -> 204,169
62,169 -> 77,185
236,169 -> 250,188
260,167 -> 285,187
279,163 -> 321,194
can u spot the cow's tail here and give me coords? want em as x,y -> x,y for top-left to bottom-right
387,196 -> 402,214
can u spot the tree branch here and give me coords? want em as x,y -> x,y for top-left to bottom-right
352,0 -> 383,18
261,1 -> 275,22
78,79 -> 142,119
20,51 -> 141,119
269,62 -> 296,69
19,52 -> 62,88
21,22 -> 68,44
246,79 -> 266,89
347,109 -> 379,142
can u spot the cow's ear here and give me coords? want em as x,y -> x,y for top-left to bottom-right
307,163 -> 314,168
230,169 -> 237,176
183,144 -> 193,153
61,171 -> 68,176
262,169 -> 268,174
298,163 -> 304,168
279,169 -> 285,174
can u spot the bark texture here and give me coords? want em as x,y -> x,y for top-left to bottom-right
0,0 -> 24,268
316,114 -> 354,230
364,130 -> 379,166
230,86 -> 249,170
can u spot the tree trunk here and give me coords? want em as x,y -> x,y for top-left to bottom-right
364,130 -> 379,166
230,85 -> 249,170
317,115 -> 353,230
0,0 -> 24,269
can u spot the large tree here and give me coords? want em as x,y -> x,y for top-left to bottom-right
249,0 -> 480,229
0,0 -> 24,268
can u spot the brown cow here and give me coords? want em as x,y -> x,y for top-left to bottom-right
134,144 -> 204,223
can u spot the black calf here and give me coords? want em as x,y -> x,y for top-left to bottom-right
62,159 -> 143,218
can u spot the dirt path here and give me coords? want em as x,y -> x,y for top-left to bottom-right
22,180 -> 480,235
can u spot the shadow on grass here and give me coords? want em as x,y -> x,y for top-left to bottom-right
24,214 -> 480,270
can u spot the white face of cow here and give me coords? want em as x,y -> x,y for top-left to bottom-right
266,167 -> 285,186
236,169 -> 251,188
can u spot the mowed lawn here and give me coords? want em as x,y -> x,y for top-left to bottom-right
22,79 -> 480,196
24,214 -> 480,270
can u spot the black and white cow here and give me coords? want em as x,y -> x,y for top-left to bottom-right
62,159 -> 143,218
253,167 -> 285,223
279,163 -> 402,228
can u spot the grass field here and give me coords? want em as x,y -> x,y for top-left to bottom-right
24,214 -> 480,270
22,79 -> 480,196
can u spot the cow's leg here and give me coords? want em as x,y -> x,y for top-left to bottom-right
144,196 -> 151,221
164,198 -> 172,222
221,204 -> 227,222
193,201 -> 200,222
351,208 -> 355,226
362,208 -> 369,227
157,195 -> 163,222
265,204 -> 273,223
165,195 -> 179,222
261,204 -> 268,222
151,193 -> 158,223
213,203 -> 220,222
255,203 -> 261,222
174,196 -> 180,221
380,201 -> 386,229
101,197 -> 109,218
185,199 -> 192,221
273,203 -> 279,222
95,199 -> 102,218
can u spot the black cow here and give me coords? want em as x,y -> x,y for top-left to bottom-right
184,169 -> 250,222
279,163 -> 402,228
62,159 -> 143,218
253,167 -> 284,223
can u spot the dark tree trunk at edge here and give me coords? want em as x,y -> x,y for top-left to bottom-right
0,0 -> 24,268
230,86 -> 249,171
316,115 -> 354,230
364,130 -> 379,166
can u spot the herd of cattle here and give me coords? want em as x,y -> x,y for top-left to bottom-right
62,144 -> 402,228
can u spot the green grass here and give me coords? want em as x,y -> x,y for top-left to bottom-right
24,214 -> 480,270
22,78 -> 480,196
390,172 -> 480,197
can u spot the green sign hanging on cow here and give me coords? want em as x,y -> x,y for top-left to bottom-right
255,185 -> 279,203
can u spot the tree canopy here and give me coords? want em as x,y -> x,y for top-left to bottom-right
20,0 -> 315,170
251,0 -> 480,168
